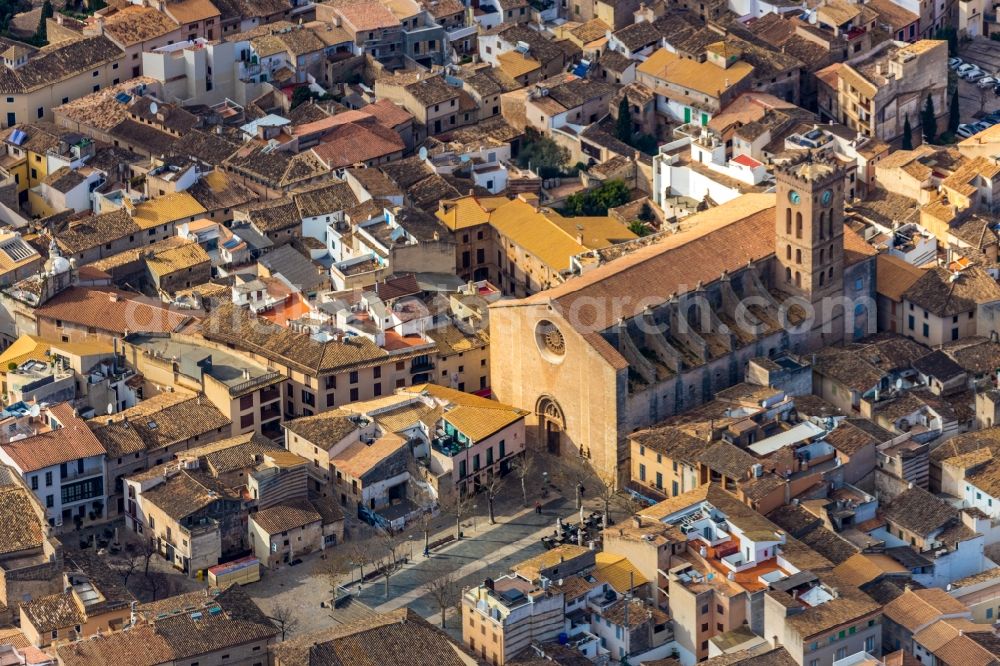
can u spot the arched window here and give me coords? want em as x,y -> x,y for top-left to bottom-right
818,211 -> 826,239
795,212 -> 803,239
796,249 -> 802,264
819,272 -> 825,286
795,271 -> 801,287
827,215 -> 834,238
828,266 -> 834,278
786,208 -> 792,234
786,245 -> 792,260
820,248 -> 825,264
785,267 -> 792,282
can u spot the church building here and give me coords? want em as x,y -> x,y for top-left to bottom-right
489,154 -> 877,478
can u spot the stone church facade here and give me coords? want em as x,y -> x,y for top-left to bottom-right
489,155 -> 877,479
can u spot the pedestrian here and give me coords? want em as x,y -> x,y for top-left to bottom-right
535,501 -> 542,514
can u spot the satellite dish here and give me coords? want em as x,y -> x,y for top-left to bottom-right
149,101 -> 158,115
418,146 -> 428,161
28,404 -> 40,418
107,403 -> 114,415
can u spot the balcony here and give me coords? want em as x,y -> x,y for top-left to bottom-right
410,359 -> 435,374
260,404 -> 282,423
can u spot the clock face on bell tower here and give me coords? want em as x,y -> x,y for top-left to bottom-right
773,155 -> 845,303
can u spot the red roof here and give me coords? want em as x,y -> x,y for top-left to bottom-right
732,153 -> 763,168
1,403 -> 106,472
310,118 -> 406,170
35,286 -> 197,335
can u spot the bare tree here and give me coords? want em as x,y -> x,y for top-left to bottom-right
269,604 -> 300,640
423,568 -> 460,628
111,545 -> 140,588
509,453 -> 533,507
981,85 -> 991,115
371,529 -> 406,599
319,540 -> 370,601
482,472 -> 506,525
415,509 -> 434,556
443,489 -> 471,540
593,469 -> 623,529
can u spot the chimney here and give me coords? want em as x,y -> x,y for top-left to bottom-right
772,635 -> 780,648
633,515 -> 642,529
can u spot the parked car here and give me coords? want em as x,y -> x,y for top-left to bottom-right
956,124 -> 976,138
986,110 -> 1000,123
949,56 -> 963,68
979,76 -> 998,88
972,121 -> 991,132
958,63 -> 977,73
963,69 -> 985,82
994,82 -> 1000,96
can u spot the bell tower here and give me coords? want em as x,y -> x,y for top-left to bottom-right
773,153 -> 846,304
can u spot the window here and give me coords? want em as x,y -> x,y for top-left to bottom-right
46,495 -> 53,508
30,476 -> 37,490
36,106 -> 43,119
865,636 -> 875,652
639,464 -> 646,481
988,608 -> 994,619
655,472 -> 663,490
349,371 -> 358,384
350,388 -> 359,401
373,366 -> 381,379
908,315 -> 915,330
45,471 -> 52,486
922,323 -> 929,337
240,413 -> 254,428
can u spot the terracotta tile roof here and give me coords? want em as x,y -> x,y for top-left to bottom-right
20,592 -> 85,633
131,192 -> 208,230
914,618 -> 990,652
145,240 -> 211,279
225,143 -> 329,188
53,78 -> 157,131
244,197 -> 300,233
409,383 -> 528,441
825,420 -> 881,455
91,586 -> 277,661
185,432 -> 283,475
904,265 -> 1000,317
273,607 -> 471,665
884,588 -> 971,632
188,173 -> 256,215
251,497 -> 321,535
330,432 -> 408,479
934,631 -> 1000,666
509,194 -> 776,333
638,47 -> 753,99
294,179 -> 359,218
172,130 -> 241,167
330,0 -> 400,31
164,0 -> 221,23
284,409 -> 360,448
877,254 -> 925,301
55,209 -> 140,255
883,486 -> 961,538
831,552 -> 907,587
35,287 -> 196,336
0,486 -> 44,555
0,36 -> 123,95
99,391 -> 230,451
2,404 -> 106,472
866,0 -> 918,29
310,118 -> 405,170
202,301 -> 425,376
57,624 -> 173,666
100,5 -> 180,46
0,334 -> 50,369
